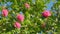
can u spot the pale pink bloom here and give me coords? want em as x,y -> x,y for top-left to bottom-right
25,3 -> 30,9
14,22 -> 21,29
2,9 -> 8,17
42,10 -> 51,18
17,14 -> 24,22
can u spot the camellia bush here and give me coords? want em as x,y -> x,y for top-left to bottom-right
0,0 -> 59,34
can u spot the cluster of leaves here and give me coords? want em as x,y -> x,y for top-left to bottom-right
0,0 -> 59,34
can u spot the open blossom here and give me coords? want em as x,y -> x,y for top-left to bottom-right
17,14 -> 24,22
42,10 -> 51,18
2,9 -> 8,17
14,22 -> 21,29
25,3 -> 30,9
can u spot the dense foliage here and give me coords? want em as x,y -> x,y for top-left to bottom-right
0,0 -> 59,34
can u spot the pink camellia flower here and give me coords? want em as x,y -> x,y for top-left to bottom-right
42,10 -> 51,18
14,22 -> 21,29
17,14 -> 24,22
25,3 -> 30,9
2,9 -> 8,17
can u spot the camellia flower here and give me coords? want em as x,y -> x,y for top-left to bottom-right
2,9 -> 8,17
25,3 -> 30,9
17,14 -> 24,22
14,22 -> 21,29
42,10 -> 51,18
